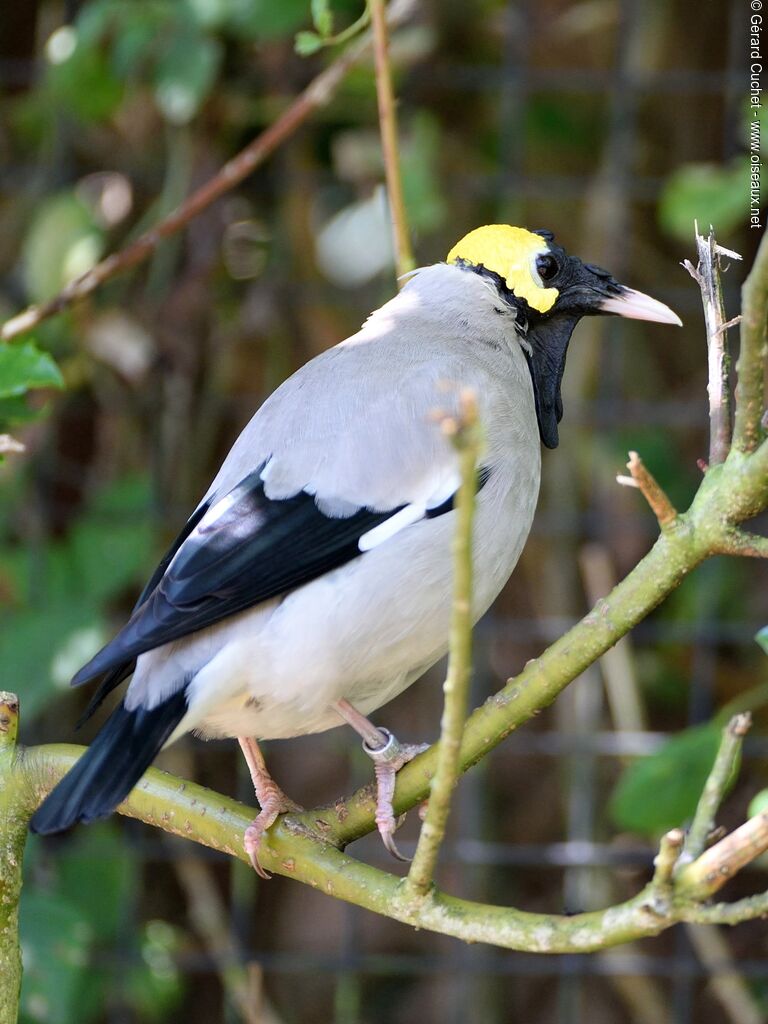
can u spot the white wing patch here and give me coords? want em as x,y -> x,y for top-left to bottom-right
358,503 -> 426,551
358,469 -> 461,552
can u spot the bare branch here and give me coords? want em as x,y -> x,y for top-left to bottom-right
678,811 -> 768,900
682,227 -> 739,464
406,392 -> 481,897
370,0 -> 415,282
651,828 -> 685,890
616,450 -> 678,527
0,0 -> 417,343
679,714 -> 751,867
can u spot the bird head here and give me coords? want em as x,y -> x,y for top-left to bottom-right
447,225 -> 682,448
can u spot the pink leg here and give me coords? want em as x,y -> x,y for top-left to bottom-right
333,699 -> 428,861
238,737 -> 300,879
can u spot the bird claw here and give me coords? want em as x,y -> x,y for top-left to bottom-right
244,818 -> 275,880
362,729 -> 429,861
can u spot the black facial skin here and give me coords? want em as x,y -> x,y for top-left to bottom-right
458,232 -> 627,449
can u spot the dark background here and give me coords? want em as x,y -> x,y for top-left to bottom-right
1,1 -> 766,1022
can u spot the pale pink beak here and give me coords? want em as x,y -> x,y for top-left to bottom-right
599,287 -> 682,326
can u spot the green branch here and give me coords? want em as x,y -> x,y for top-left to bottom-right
8,742 -> 768,955
734,229 -> 768,452
406,395 -> 482,897
680,713 -> 751,866
0,693 -> 23,1023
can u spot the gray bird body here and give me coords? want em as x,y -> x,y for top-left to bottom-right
126,263 -> 541,741
30,223 -> 682,852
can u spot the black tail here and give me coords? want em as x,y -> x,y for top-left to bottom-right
30,690 -> 188,835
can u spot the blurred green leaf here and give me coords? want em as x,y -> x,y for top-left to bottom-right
57,827 -> 137,940
21,825 -> 180,1023
0,341 -> 63,398
220,0 -> 311,39
45,25 -> 124,122
659,161 -> 747,242
610,722 -> 724,835
22,193 -> 104,304
0,395 -> 49,429
402,112 -> 448,233
127,920 -> 185,1021
312,0 -> 334,36
0,475 -> 152,718
295,30 -> 325,55
20,890 -> 95,1024
748,788 -> 768,819
154,30 -> 222,125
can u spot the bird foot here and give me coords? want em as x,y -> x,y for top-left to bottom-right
238,736 -> 301,878
362,729 -> 429,861
243,787 -> 300,879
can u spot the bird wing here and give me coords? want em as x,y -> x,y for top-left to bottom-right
72,315 -> 494,691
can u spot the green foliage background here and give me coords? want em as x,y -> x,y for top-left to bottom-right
0,1 -> 765,1021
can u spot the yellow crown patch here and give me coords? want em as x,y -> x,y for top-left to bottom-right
447,225 -> 558,314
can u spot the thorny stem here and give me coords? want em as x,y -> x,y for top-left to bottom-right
682,228 -> 738,465
8,743 -> 768,954
733,229 -> 768,452
0,0 -> 417,343
0,693 -> 23,1024
679,714 -> 752,868
370,0 -> 416,282
406,393 -> 481,897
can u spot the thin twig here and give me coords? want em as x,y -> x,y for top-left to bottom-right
685,923 -> 765,1024
682,227 -> 739,465
405,392 -> 481,897
0,0 -> 417,343
370,0 -> 415,283
616,450 -> 677,527
679,714 -> 752,868
651,829 -> 685,889
173,855 -> 282,1024
578,543 -> 647,733
734,229 -> 768,452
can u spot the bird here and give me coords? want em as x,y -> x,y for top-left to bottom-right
30,224 -> 681,874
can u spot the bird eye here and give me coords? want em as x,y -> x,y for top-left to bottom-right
535,253 -> 559,283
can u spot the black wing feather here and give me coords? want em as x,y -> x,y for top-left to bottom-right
72,468 -> 405,686
75,498 -> 212,724
31,690 -> 188,834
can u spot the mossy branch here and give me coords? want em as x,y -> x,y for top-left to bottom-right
0,693 -> 23,1023
6,727 -> 768,956
734,229 -> 768,452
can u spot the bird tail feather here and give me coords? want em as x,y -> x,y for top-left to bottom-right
30,690 -> 188,835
